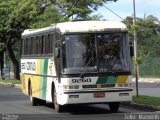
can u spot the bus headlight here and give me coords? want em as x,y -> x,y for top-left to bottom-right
118,83 -> 130,87
118,84 -> 123,87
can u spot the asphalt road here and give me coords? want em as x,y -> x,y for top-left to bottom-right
132,82 -> 160,97
0,84 -> 159,120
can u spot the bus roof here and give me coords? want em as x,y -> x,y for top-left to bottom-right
57,21 -> 127,33
22,26 -> 55,37
22,21 -> 127,37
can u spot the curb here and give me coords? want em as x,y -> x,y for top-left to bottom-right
0,82 -> 21,89
121,102 -> 160,111
14,84 -> 21,89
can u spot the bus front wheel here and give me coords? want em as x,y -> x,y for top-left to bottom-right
108,102 -> 120,112
29,84 -> 39,106
53,87 -> 63,112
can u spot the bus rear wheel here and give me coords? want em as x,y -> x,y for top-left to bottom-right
108,102 -> 120,112
53,87 -> 63,112
29,84 -> 39,106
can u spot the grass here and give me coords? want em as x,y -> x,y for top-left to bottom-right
133,95 -> 160,106
0,79 -> 21,84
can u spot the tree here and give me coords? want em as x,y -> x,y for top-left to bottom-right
50,0 -> 117,19
0,0 -> 46,79
136,15 -> 160,57
0,0 -> 118,80
0,0 -> 22,79
123,15 -> 160,58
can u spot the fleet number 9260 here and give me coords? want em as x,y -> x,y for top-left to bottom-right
72,78 -> 91,83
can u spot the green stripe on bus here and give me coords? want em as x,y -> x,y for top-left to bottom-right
96,76 -> 117,84
106,76 -> 117,84
40,59 -> 44,98
39,59 -> 48,100
96,76 -> 108,84
42,59 -> 48,99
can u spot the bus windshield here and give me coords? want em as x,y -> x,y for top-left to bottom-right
97,33 -> 130,72
62,34 -> 97,74
62,33 -> 130,74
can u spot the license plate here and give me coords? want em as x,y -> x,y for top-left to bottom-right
94,92 -> 105,98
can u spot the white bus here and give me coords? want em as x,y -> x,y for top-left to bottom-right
21,21 -> 133,112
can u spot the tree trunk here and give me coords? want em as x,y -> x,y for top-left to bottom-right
13,61 -> 20,80
6,42 -> 20,80
0,52 -> 4,79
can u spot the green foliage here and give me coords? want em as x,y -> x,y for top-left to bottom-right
29,4 -> 67,28
0,0 -> 53,79
124,15 -> 160,77
50,0 -> 117,19
74,14 -> 104,21
131,24 -> 139,31
0,0 -> 119,79
123,15 -> 160,58
134,56 -> 143,65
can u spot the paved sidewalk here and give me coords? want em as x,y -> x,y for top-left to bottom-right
132,78 -> 160,83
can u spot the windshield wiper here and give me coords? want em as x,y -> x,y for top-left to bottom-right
80,57 -> 93,78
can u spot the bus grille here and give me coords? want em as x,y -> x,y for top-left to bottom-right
82,84 -> 115,89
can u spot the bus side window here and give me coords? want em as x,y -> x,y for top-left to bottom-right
21,39 -> 24,56
23,39 -> 26,55
25,38 -> 29,55
35,36 -> 38,55
49,34 -> 53,54
43,35 -> 49,55
27,38 -> 31,55
31,37 -> 36,55
39,36 -> 43,55
42,35 -> 45,54
46,35 -> 49,54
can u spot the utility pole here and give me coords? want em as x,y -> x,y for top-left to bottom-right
133,0 -> 139,97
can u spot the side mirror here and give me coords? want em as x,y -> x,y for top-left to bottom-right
55,47 -> 60,58
130,45 -> 134,57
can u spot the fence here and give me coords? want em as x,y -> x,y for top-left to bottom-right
2,67 -> 10,80
137,57 -> 160,78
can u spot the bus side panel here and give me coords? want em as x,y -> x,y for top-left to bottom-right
31,76 -> 40,98
46,77 -> 54,102
21,74 -> 30,95
21,58 -> 56,102
21,73 -> 27,95
45,59 -> 57,102
39,59 -> 48,100
29,59 -> 40,98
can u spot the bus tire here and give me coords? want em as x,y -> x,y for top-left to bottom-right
29,84 -> 39,106
108,102 -> 120,112
53,87 -> 63,112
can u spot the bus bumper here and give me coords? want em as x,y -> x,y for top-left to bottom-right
57,88 -> 133,105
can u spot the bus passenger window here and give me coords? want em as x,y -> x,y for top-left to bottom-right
39,36 -> 43,54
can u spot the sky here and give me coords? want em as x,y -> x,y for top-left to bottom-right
94,0 -> 160,21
